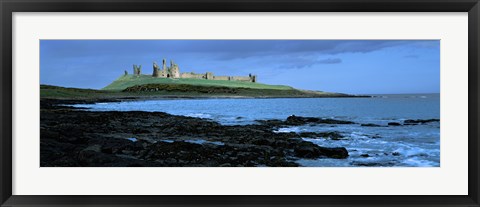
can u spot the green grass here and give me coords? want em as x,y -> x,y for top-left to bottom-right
123,83 -> 309,96
41,85 -> 121,99
102,75 -> 293,91
41,84 -> 351,100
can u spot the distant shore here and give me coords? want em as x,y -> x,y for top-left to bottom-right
41,84 -> 370,101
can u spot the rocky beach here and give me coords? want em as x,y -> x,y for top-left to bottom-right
41,98 -> 351,167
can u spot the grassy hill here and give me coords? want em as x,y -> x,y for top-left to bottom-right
41,85 -> 122,99
41,83 -> 355,100
41,75 -> 359,100
103,75 -> 294,91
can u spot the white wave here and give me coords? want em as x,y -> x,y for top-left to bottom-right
302,138 -> 325,143
401,157 -> 439,167
185,113 -> 212,119
185,139 -> 224,145
392,145 -> 437,157
127,137 -> 137,142
349,132 -> 370,139
274,127 -> 301,133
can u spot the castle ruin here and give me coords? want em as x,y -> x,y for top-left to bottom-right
133,64 -> 142,76
130,58 -> 257,83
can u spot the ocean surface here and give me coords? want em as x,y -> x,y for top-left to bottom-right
70,94 -> 440,167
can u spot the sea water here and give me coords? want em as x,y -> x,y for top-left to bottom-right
71,94 -> 440,167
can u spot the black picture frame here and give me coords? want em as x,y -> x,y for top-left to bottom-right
1,0 -> 479,206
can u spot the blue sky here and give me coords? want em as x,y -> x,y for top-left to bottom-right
40,40 -> 440,94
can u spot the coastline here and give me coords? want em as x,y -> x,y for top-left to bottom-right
40,98 -> 351,167
40,96 -> 440,167
40,87 -> 440,167
41,84 -> 370,102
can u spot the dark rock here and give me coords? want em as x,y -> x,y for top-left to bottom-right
298,131 -> 343,140
388,122 -> 401,126
41,99 -> 350,167
82,145 -> 101,153
404,119 -> 440,125
257,116 -> 355,127
361,123 -> 384,127
318,147 -> 349,159
255,119 -> 286,126
293,142 -> 320,158
286,115 -> 355,125
360,154 -> 370,157
219,163 -> 232,167
132,128 -> 150,134
392,152 -> 401,156
293,142 -> 348,159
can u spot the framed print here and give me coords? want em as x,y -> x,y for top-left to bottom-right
1,0 -> 479,206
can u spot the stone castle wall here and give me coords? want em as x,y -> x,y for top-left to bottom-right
231,76 -> 252,82
213,76 -> 230,81
152,62 -> 160,78
181,72 -> 206,79
206,72 -> 214,80
170,65 -> 180,78
133,64 -> 142,76
131,58 -> 257,83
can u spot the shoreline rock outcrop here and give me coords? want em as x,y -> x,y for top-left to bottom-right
40,99 -> 350,167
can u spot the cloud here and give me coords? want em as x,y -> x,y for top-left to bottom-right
275,57 -> 342,69
318,58 -> 342,64
214,40 -> 438,60
41,40 -> 439,62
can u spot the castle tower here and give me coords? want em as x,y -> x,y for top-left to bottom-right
162,59 -> 167,77
152,62 -> 160,77
205,72 -> 213,80
133,64 -> 142,76
170,60 -> 180,78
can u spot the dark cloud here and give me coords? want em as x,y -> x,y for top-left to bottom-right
214,40 -> 438,60
275,57 -> 342,69
41,40 -> 439,61
318,58 -> 342,64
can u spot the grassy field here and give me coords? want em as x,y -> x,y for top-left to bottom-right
41,85 -> 122,99
41,75 -> 354,100
103,75 -> 294,91
124,83 -> 311,96
41,84 -> 351,100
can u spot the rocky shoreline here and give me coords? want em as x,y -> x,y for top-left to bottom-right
41,99 -> 352,167
41,98 -> 439,167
